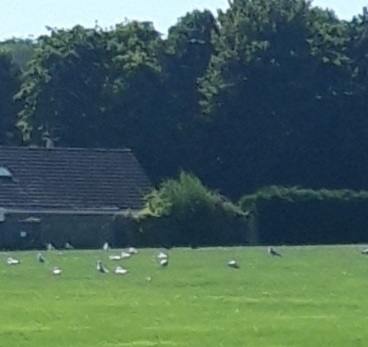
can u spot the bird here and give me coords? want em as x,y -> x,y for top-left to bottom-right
268,246 -> 282,257
46,243 -> 56,251
109,254 -> 122,261
37,252 -> 46,263
96,260 -> 109,273
65,242 -> 74,250
52,267 -> 62,275
159,258 -> 169,267
128,247 -> 138,255
227,259 -> 240,269
120,251 -> 131,259
6,257 -> 20,265
102,242 -> 110,251
114,266 -> 128,275
157,252 -> 168,260
361,248 -> 368,255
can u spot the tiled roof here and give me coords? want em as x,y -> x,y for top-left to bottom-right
0,146 -> 151,211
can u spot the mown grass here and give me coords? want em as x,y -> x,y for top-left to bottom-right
0,246 -> 368,346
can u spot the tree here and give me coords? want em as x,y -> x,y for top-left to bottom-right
154,10 -> 219,178
15,22 -> 163,152
197,0 -> 352,197
0,51 -> 22,145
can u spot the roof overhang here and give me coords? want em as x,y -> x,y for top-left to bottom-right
0,207 -> 140,220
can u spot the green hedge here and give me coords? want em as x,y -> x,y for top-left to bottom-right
135,172 -> 251,247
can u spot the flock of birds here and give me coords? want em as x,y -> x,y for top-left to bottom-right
4,241 -> 171,277
4,241 -> 284,276
5,243 -> 368,278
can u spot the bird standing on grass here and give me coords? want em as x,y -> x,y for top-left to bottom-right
115,266 -> 128,275
159,258 -> 169,268
96,260 -> 109,273
268,246 -> 282,257
120,251 -> 131,259
102,242 -> 110,251
6,257 -> 20,265
361,248 -> 368,255
109,254 -> 122,261
37,252 -> 46,263
228,259 -> 240,269
128,247 -> 138,255
46,243 -> 56,251
52,267 -> 62,275
65,242 -> 74,250
157,252 -> 168,260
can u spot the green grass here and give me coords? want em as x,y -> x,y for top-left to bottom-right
0,246 -> 368,346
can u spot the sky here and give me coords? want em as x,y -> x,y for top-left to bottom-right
0,0 -> 367,41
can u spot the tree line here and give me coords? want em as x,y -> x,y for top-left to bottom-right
1,0 -> 368,200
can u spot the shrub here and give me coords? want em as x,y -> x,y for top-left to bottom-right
137,171 -> 250,247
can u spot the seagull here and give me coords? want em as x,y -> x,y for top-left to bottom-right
96,260 -> 109,273
157,252 -> 168,260
46,243 -> 56,251
109,254 -> 122,261
37,252 -> 46,263
65,242 -> 74,250
268,246 -> 282,257
52,267 -> 62,275
102,242 -> 110,251
120,251 -> 131,259
128,247 -> 138,255
361,248 -> 368,255
159,258 -> 169,267
115,266 -> 128,275
6,257 -> 20,265
228,259 -> 240,269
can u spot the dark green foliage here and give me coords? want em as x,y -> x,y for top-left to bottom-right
0,51 -> 22,145
15,23 -> 163,150
239,185 -> 368,207
240,186 -> 368,245
138,172 -> 249,247
197,0 -> 357,197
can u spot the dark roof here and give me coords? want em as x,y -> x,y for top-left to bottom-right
0,146 -> 151,211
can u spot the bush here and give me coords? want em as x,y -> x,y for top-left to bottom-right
137,171 -> 250,247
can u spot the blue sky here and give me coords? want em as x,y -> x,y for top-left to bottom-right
0,0 -> 366,40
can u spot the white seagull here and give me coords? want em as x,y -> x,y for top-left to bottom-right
227,259 -> 240,269
115,266 -> 128,275
6,257 -> 20,265
37,252 -> 46,263
268,246 -> 282,257
65,242 -> 74,250
109,254 -> 122,261
128,247 -> 138,255
52,267 -> 62,275
157,252 -> 168,260
46,243 -> 56,251
102,242 -> 110,251
361,248 -> 368,255
159,258 -> 169,267
120,251 -> 131,259
96,260 -> 109,273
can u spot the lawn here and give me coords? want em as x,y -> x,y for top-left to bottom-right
0,246 -> 367,347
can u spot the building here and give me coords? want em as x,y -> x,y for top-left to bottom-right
0,146 -> 151,249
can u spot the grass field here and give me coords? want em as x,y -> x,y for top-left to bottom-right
0,246 -> 368,347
